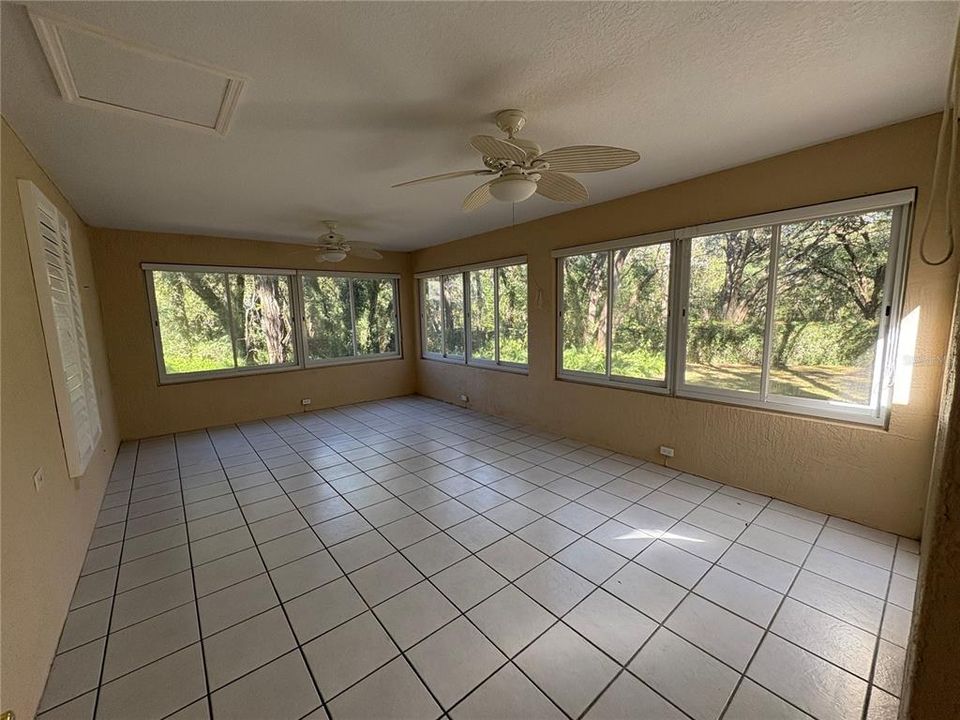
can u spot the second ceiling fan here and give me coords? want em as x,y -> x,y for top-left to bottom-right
393,109 -> 641,212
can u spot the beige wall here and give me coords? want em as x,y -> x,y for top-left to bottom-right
90,228 -> 417,439
412,113 -> 957,538
1,120 -> 119,716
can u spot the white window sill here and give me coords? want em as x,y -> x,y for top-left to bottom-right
158,353 -> 403,385
421,355 -> 529,376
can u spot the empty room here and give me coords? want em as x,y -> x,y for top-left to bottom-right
2,1 -> 960,719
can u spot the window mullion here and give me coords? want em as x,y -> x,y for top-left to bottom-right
420,280 -> 427,356
440,276 -> 447,358
875,206 -> 906,412
605,250 -> 614,379
463,272 -> 471,365
675,239 -> 692,391
557,260 -> 565,375
665,240 -> 680,393
223,272 -> 239,369
145,271 -> 167,379
392,279 -> 401,356
759,225 -> 781,402
494,269 -> 501,365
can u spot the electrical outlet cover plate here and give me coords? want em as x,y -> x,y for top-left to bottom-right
659,446 -> 675,458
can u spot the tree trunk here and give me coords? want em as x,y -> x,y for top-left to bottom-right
184,274 -> 230,330
367,281 -> 381,352
255,275 -> 285,364
583,255 -> 608,348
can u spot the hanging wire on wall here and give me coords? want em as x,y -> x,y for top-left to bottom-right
917,14 -> 959,266
511,201 -> 545,308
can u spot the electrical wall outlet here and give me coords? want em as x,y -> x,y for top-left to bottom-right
33,467 -> 44,492
458,394 -> 469,403
659,446 -> 675,458
301,398 -> 312,406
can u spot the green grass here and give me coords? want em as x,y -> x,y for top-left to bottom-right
162,345 -> 234,375
563,344 -> 870,403
562,346 -> 667,381
687,363 -> 872,403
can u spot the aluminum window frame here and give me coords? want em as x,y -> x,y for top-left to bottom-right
298,272 -> 402,367
554,189 -> 916,427
144,263 -> 401,383
673,222 -> 774,404
417,256 -> 529,373
488,263 -> 530,371
556,232 -> 676,393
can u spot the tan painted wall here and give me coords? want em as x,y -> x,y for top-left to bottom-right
0,120 -> 119,717
90,228 -> 417,439
412,113 -> 957,538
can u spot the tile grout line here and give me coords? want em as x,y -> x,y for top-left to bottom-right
859,537 -> 900,720
36,446 -> 137,717
575,484 -> 773,720
262,414 -> 579,716
218,433 -> 455,720
717,513 -> 832,720
199,427 -> 334,720
241,422 -> 528,716
172,433 -> 217,720
89,440 -> 140,720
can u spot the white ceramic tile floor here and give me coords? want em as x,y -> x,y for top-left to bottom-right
39,395 -> 920,719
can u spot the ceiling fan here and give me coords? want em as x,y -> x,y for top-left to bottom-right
392,109 -> 640,212
303,221 -> 383,263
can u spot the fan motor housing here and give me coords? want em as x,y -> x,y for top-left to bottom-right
495,109 -> 526,137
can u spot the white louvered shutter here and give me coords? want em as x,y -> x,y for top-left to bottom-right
19,180 -> 101,477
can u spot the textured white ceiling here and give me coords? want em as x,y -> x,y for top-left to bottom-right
2,1 -> 957,250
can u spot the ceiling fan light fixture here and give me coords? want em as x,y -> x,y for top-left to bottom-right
320,249 -> 347,263
393,109 -> 640,212
489,175 -> 538,203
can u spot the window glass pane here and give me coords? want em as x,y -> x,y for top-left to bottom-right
685,228 -> 771,393
423,277 -> 443,354
153,270 -> 235,374
469,268 -> 496,361
442,274 -> 465,357
228,273 -> 297,367
353,278 -> 398,355
498,264 -> 528,364
562,252 -> 608,374
771,210 -> 894,405
611,244 -> 670,381
302,274 -> 354,360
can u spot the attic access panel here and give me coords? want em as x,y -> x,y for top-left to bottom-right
30,9 -> 246,135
